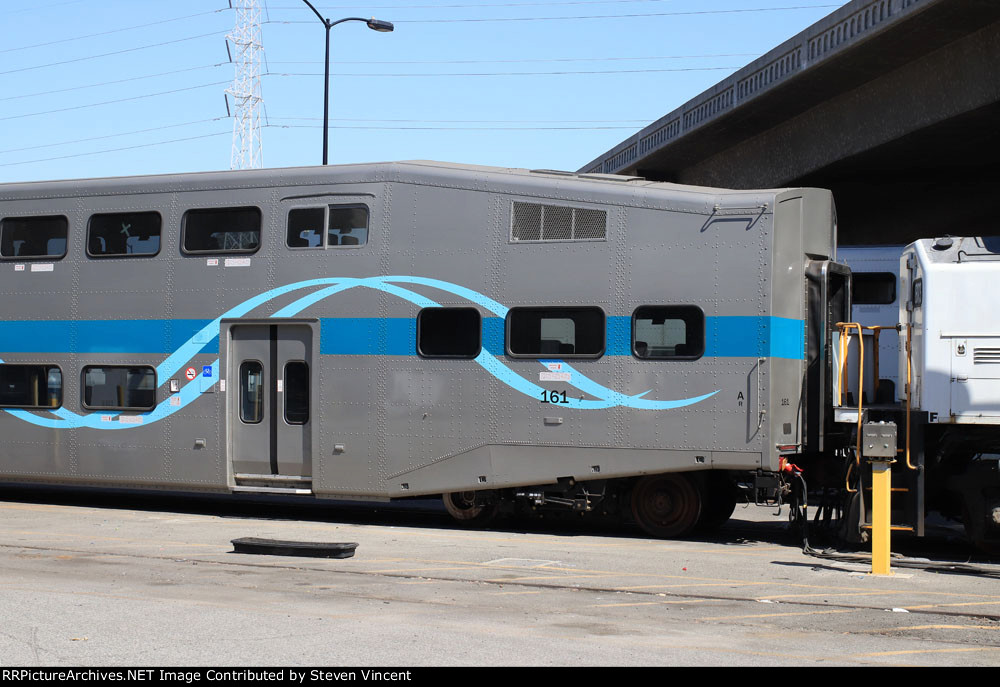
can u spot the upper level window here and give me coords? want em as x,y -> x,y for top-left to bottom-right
88,211 -> 161,257
0,216 -> 68,259
418,307 -> 482,358
182,207 -> 261,254
852,272 -> 896,305
633,305 -> 705,360
82,365 -> 156,411
286,204 -> 369,249
507,306 -> 605,358
0,364 -> 62,408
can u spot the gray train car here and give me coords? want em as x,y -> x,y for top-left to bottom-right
0,161 -> 840,537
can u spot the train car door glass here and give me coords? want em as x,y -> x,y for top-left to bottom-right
229,323 -> 313,478
240,361 -> 264,424
283,361 -> 309,425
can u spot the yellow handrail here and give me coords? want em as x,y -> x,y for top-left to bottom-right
835,322 -> 865,492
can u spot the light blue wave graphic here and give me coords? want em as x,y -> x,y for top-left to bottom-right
1,276 -> 718,429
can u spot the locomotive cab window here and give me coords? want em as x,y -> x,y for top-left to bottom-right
418,307 -> 482,358
507,307 -> 605,358
0,364 -> 62,408
852,272 -> 896,305
632,306 -> 705,360
88,211 -> 161,257
286,204 -> 369,249
182,207 -> 261,254
82,366 -> 156,411
0,215 -> 68,260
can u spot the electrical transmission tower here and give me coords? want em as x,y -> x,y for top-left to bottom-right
227,0 -> 264,170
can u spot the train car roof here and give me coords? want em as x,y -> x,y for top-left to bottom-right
0,160 -> 826,209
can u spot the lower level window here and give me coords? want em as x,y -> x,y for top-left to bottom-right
0,364 -> 62,408
507,306 -> 605,358
632,306 -> 705,359
83,366 -> 156,410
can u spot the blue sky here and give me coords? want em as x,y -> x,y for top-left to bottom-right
0,0 -> 848,183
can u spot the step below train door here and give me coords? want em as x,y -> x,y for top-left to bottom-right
225,319 -> 316,494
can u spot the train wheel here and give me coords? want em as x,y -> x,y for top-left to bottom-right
442,490 -> 499,525
630,473 -> 702,538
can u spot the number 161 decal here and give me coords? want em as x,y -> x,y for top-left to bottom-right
540,390 -> 569,404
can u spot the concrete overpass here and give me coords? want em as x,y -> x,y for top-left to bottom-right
579,0 -> 1000,245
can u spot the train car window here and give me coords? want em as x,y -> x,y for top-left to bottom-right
0,215 -> 68,260
632,306 -> 705,360
87,211 -> 161,257
912,278 -> 923,308
506,307 -> 605,358
852,272 -> 896,305
240,361 -> 264,424
418,307 -> 482,358
286,208 -> 325,248
328,205 -> 368,247
0,365 -> 62,409
82,366 -> 156,411
283,361 -> 310,425
182,207 -> 261,254
286,205 -> 369,249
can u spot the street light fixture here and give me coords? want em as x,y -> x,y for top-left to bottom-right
300,1 -> 394,165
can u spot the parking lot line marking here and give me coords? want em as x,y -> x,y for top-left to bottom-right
494,590 -> 543,595
759,591 -> 912,599
854,646 -> 1000,657
698,608 -> 858,621
592,599 -> 718,608
867,624 -> 1000,632
904,601 -> 1000,610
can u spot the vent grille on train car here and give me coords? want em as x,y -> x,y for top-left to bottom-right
510,201 -> 607,242
974,347 -> 1000,364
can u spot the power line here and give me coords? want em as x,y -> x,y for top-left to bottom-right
0,9 -> 230,55
0,132 -> 232,169
0,119 -> 229,156
0,82 -> 231,123
266,0 -> 748,9
0,64 -> 228,103
268,5 -> 840,24
0,120 -> 641,168
0,31 -> 227,77
271,0 -> 675,7
268,116 -> 655,123
268,53 -> 758,65
269,123 -> 643,130
265,66 -> 737,76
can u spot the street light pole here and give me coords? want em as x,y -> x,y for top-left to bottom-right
301,1 -> 394,165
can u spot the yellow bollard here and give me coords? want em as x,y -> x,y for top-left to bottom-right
870,459 -> 894,576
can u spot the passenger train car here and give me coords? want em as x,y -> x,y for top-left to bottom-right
0,161 -> 835,537
0,161 -> 997,548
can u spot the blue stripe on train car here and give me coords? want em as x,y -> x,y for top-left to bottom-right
0,315 -> 804,360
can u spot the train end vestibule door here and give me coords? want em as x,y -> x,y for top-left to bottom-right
226,321 -> 315,478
